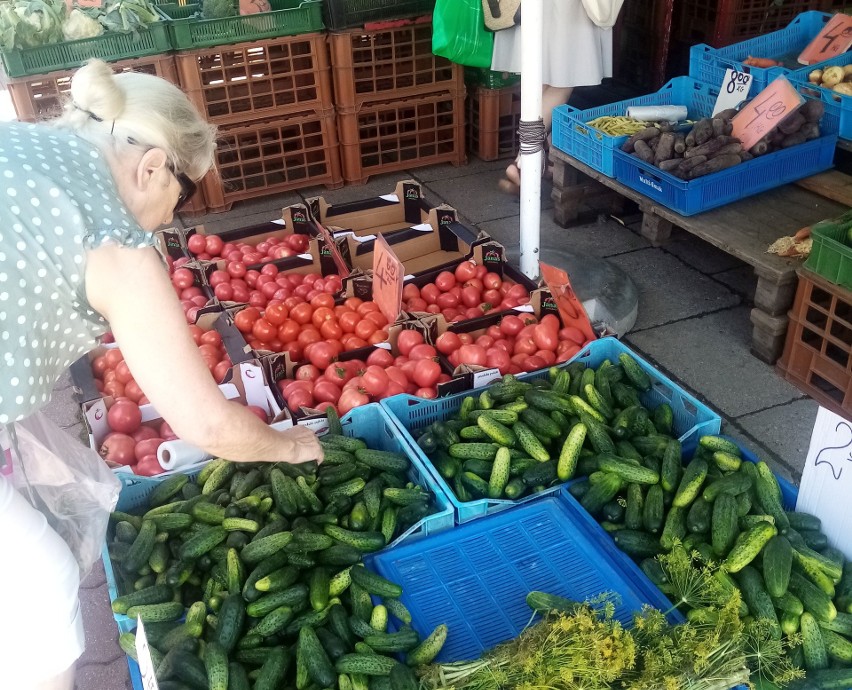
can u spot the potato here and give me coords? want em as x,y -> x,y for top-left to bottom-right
809,69 -> 823,84
833,82 -> 852,97
822,66 -> 845,88
844,65 -> 852,77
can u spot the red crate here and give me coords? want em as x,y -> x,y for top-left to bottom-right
3,53 -> 177,123
328,23 -> 462,108
777,269 -> 852,420
337,89 -> 466,185
175,33 -> 332,127
467,84 -> 520,162
675,0 -> 823,48
201,108 -> 342,213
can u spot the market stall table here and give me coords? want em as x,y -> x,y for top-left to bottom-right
549,146 -> 848,364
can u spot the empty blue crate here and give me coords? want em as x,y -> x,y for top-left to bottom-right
382,337 -> 721,523
364,489 -> 679,663
689,11 -> 831,94
103,403 -> 453,633
788,52 -> 852,141
551,77 -> 717,177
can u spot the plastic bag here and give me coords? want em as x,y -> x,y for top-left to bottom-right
3,413 -> 121,579
432,0 -> 494,68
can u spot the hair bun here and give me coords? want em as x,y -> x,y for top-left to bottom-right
69,59 -> 126,123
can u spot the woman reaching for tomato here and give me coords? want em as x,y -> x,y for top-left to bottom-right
0,60 -> 322,690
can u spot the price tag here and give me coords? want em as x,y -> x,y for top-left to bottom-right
794,407 -> 852,558
539,262 -> 596,344
372,234 -> 403,326
730,76 -> 804,152
472,368 -> 501,387
798,13 -> 852,65
713,68 -> 752,115
314,221 -> 349,278
135,620 -> 161,690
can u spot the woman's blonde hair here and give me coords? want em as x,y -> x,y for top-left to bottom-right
54,59 -> 217,181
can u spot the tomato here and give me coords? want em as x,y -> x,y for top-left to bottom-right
204,235 -> 224,256
227,261 -> 248,279
273,319 -> 298,344
154,421 -> 175,442
91,356 -> 109,380
384,366 -> 407,388
475,335 -> 494,350
532,324 -> 558,351
307,342 -> 336,370
401,283 -> 421,302
295,364 -> 320,382
420,283 -> 440,305
483,272 -> 502,290
491,338 -> 512,353
252,318 -> 277,343
485,347 -> 511,374
358,365 -> 387,397
457,333 -> 473,345
107,400 -> 141,435
287,389 -> 315,411
100,432 -> 136,466
432,271 -> 454,292
234,307 -> 261,333
135,438 -> 164,462
315,319 -> 340,342
245,405 -> 269,423
363,311 -> 387,330
131,426 -> 158,443
309,380 -> 339,404
343,336 -> 368,350
308,293 -> 333,310
499,315 -> 524,337
535,350 -> 557,366
436,293 -> 460,310
434,331 -> 461,356
514,337 -> 537,356
354,319 -> 377,341
338,389 -> 369,415
521,356 -> 546,372
559,326 -> 587,346
213,283 -> 234,303
212,360 -> 231,383
482,289 -> 502,306
425,304 -> 440,315
506,283 -> 529,300
458,344 -> 487,367
412,359 -> 441,388
324,363 -> 352,385
454,260 -> 477,282
281,342 -> 303,362
290,303 -> 313,325
279,380 -> 313,398
231,284 -> 250,303
104,349 -> 124,369
458,286 -> 479,309
171,268 -> 195,290
112,360 -> 133,386
540,314 -> 561,332
556,343 -> 582,362
297,328 -> 322,349
186,233 -> 207,254
361,348 -> 391,369
397,330 -> 424,357
408,343 -> 438,361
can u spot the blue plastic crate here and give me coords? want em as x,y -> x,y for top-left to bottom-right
688,11 -> 831,94
103,403 -> 454,632
788,52 -> 852,141
363,490 -> 681,663
382,337 -> 722,523
551,77 -> 717,177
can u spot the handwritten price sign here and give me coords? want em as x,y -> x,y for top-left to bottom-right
713,69 -> 753,116
798,13 -> 852,65
372,234 -> 403,325
135,620 -> 161,690
731,76 -> 804,152
539,262 -> 596,343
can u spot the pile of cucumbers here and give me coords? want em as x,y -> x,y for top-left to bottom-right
107,417 -> 447,690
415,353 -> 683,504
570,433 -> 852,685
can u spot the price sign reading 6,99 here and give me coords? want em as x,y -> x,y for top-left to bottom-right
731,76 -> 804,152
372,234 -> 403,326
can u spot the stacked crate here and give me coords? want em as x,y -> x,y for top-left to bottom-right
174,32 -> 341,213
465,70 -> 521,162
328,22 -> 466,184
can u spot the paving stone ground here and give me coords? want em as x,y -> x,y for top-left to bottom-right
56,157 -> 817,689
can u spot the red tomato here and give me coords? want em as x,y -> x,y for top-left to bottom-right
265,302 -> 289,327
290,303 -> 314,325
297,329 -> 322,349
368,331 -> 388,346
475,335 -> 494,350
386,367 -> 408,388
384,381 -> 406,398
311,306 -> 335,329
103,349 -> 124,369
402,283 -> 421,301
320,320 -> 343,342
535,350 -> 557,366
454,260 -> 477,282
514,337 -> 537,356
412,359 -> 441,388
483,272 -> 502,290
287,389 -> 315,411
281,342 -> 303,362
308,342 -> 337,370
187,233 -> 207,254
436,293 -> 459,310
296,364 -> 321,382
313,401 -> 338,415
205,235 -> 224,256
342,336 -> 369,351
135,438 -> 164,462
408,343 -> 438,361
435,331 -> 461,356
482,289 -> 502,306
492,338 -> 512,353
354,319 -> 377,341
415,387 -> 437,399
397,330 -> 424,357
556,343 -> 582,362
457,333 -> 473,345
362,366 -> 389,397
279,379 -> 313,397
522,356 -> 547,372
324,363 -> 352,385
484,325 -> 502,340
458,344 -> 487,367
486,347 -> 511,374
420,284 -> 440,305
107,400 -> 141,435
135,455 -> 162,476
475,265 -> 488,279
114,360 -> 134,385
131,426 -> 159,443
227,261 -> 247,279
313,380 -> 341,404
276,320 -> 300,344
559,326 -> 587,346
212,361 -> 231,383
234,307 -> 261,334
434,271 -> 456,292
172,268 -> 195,290
506,283 -> 529,300
532,324 -> 558,351
246,405 -> 269,423
425,305 -> 441,315
159,421 -> 178,441
364,311 -> 388,329
208,270 -> 230,288
100,432 -> 136,466
499,315 -> 524,337
540,314 -> 561,332
252,318 -> 277,343
338,389 -> 369,415
366,348 -> 394,368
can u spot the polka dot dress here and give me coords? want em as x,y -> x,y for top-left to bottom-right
0,122 -> 155,424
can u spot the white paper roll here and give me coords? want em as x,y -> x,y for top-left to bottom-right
626,105 -> 688,123
157,439 -> 210,471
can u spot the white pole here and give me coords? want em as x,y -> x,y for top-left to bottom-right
519,0 -> 543,281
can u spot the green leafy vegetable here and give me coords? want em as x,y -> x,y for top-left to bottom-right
0,0 -> 66,50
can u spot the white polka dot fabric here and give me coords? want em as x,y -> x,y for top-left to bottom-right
0,122 -> 154,424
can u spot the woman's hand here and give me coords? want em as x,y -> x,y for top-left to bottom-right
282,425 -> 324,465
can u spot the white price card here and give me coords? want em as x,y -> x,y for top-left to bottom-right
135,620 -> 161,690
472,368 -> 501,388
713,68 -> 753,116
795,406 -> 852,560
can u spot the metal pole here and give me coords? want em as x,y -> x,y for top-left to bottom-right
519,0 -> 543,280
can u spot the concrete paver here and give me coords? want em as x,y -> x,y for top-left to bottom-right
626,306 -> 806,420
712,266 -> 758,300
662,233 -> 749,275
74,656 -> 132,690
78,585 -> 125,666
608,248 -> 742,331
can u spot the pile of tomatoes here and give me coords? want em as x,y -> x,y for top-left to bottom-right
185,231 -> 310,263
277,329 -> 450,416
434,313 -> 590,375
232,294 -> 392,361
402,260 -> 530,322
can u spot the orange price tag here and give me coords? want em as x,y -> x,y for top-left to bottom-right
372,234 -> 403,326
539,262 -> 596,343
798,13 -> 852,65
731,76 -> 804,152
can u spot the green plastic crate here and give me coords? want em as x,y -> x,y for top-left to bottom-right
159,0 -> 322,50
804,222 -> 852,290
0,22 -> 172,78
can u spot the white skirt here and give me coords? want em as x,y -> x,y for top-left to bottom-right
491,0 -> 613,88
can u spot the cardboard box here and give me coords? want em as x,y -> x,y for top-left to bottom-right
341,205 -> 488,279
154,227 -> 188,261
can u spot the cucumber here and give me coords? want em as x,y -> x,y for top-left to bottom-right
801,530 -> 829,551
835,562 -> 852,613
702,473 -> 752,502
214,593 -> 245,653
618,352 -> 651,391
149,474 -> 190,508
613,530 -> 663,558
698,436 -> 741,457
711,494 -> 738,557
660,506 -> 687,550
448,443 -> 499,461
801,611 -> 829,671
822,629 -> 852,663
598,455 -> 659,485
526,591 -> 578,614
780,610 -> 800,636
820,611 -> 852,637
660,439 -> 682,493
787,511 -> 821,532
322,435 -> 368,453
325,525 -> 386,553
583,383 -> 614,420
459,425 -> 488,441
642,485 -> 665,534
126,601 -> 183,623
406,623 -> 448,667
686,498 -> 711,534
624,484 -> 644,531
309,567 -> 330,612
350,565 -> 403,599
723,521 -> 777,573
240,531 -> 294,565
202,460 -> 236,496
524,389 -> 575,415
354,449 -> 410,473
583,416 -> 616,455
771,591 -> 804,615
205,642 -> 229,690
754,462 -> 790,534
580,472 -> 622,516
797,669 -> 852,689
300,625 -> 336,687
123,520 -> 158,574
489,447 -> 511,499
519,408 -> 562,439
556,423 -> 586,481
389,661 -> 419,690
672,458 -> 709,509
652,403 -> 673,435
762,535 -> 793,598
735,566 -> 780,638
112,584 -> 174,614
711,451 -> 742,472
363,629 -> 419,653
327,406 -> 343,435
513,422 -> 550,462
468,409 -> 519,425
788,570 -> 837,622
336,654 -> 397,676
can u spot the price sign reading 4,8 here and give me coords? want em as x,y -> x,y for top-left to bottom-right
372,234 -> 403,326
798,13 -> 852,65
731,75 -> 804,152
